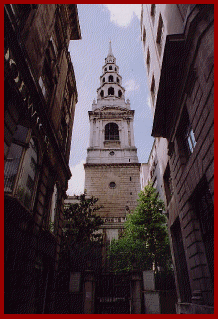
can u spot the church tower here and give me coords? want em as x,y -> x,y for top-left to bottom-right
84,42 -> 141,257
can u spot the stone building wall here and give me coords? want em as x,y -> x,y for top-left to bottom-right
4,4 -> 81,313
85,163 -> 141,218
141,4 -> 214,314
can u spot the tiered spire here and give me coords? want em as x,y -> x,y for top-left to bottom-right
96,41 -> 126,102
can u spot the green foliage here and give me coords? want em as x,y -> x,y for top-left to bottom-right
58,192 -> 104,274
62,192 -> 104,246
108,183 -> 172,273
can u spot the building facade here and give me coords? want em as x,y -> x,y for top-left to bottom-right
4,4 -> 81,313
84,42 -> 141,268
141,4 -> 214,314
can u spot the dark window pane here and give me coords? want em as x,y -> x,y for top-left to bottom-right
105,123 -> 119,140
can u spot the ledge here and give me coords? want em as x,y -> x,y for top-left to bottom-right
84,163 -> 141,168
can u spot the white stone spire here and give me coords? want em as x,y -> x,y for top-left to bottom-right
107,40 -> 113,57
87,43 -> 138,164
92,42 -> 132,111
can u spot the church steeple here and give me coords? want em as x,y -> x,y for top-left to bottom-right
93,42 -> 131,111
87,43 -> 138,165
84,44 -> 141,252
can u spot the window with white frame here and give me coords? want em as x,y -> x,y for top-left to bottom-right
176,105 -> 197,159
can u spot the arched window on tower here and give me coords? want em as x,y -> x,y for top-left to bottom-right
109,66 -> 112,70
103,77 -> 105,83
108,87 -> 114,96
117,77 -> 119,83
109,75 -> 113,82
105,67 -> 107,71
100,90 -> 104,97
105,123 -> 119,141
118,90 -> 122,98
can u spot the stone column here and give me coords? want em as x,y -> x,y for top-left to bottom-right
130,270 -> 142,314
143,270 -> 160,314
83,270 -> 95,314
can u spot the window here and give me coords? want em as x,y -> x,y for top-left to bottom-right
187,129 -> 196,153
164,163 -> 173,205
50,183 -> 58,232
146,48 -> 151,73
118,90 -> 122,98
4,124 -> 40,210
156,14 -> 164,55
109,151 -> 115,156
60,108 -> 69,151
105,123 -> 119,140
109,75 -> 113,82
103,77 -> 105,83
143,27 -> 146,46
4,125 -> 29,193
108,87 -> 114,96
151,4 -> 156,22
69,272 -> 81,292
151,75 -> 156,104
109,182 -> 116,189
16,137 -> 38,209
39,49 -> 54,102
100,90 -> 104,97
117,77 -> 119,83
109,66 -> 112,70
105,67 -> 107,71
115,67 -> 117,71
176,106 -> 196,158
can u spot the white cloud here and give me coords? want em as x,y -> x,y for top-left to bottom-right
103,4 -> 141,27
67,159 -> 85,196
124,79 -> 140,93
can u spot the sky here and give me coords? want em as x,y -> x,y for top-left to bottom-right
67,4 -> 154,196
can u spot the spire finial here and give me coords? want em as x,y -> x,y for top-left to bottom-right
108,40 -> 113,57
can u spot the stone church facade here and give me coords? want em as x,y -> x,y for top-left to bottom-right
84,43 -> 141,261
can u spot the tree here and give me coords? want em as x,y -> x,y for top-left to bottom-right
108,183 -> 172,273
63,192 -> 103,246
57,193 -> 104,289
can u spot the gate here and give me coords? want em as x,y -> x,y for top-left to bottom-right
95,272 -> 130,314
